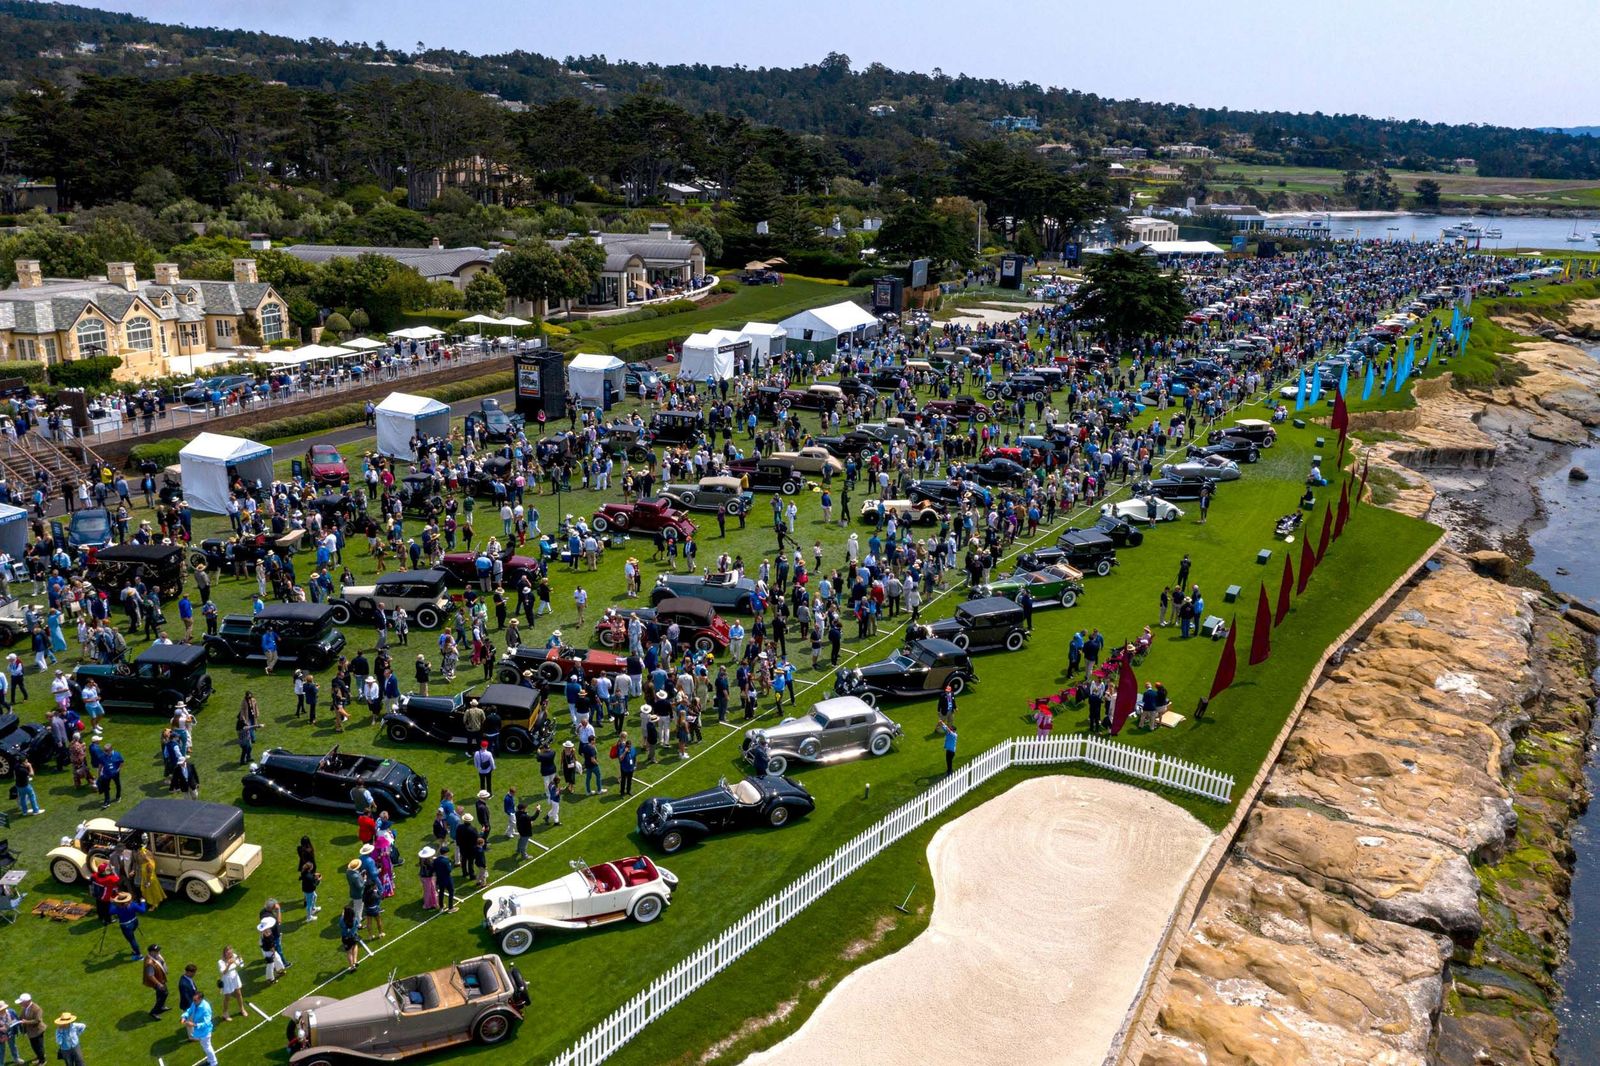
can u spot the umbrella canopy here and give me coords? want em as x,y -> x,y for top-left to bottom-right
387,326 -> 444,340
458,314 -> 503,326
496,316 -> 533,327
340,337 -> 386,351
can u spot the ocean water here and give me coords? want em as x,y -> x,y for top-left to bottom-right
1263,212 -> 1600,253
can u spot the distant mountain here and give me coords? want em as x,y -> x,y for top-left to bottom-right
1541,127 -> 1600,138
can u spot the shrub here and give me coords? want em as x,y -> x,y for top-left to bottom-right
717,280 -> 739,294
129,439 -> 186,467
323,312 -> 352,334
658,299 -> 698,316
565,320 -> 592,333
542,323 -> 570,337
52,355 -> 123,389
847,267 -> 881,287
0,361 -> 48,384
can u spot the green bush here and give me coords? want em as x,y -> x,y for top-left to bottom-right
50,356 -> 123,389
847,267 -> 882,287
717,280 -> 739,294
565,320 -> 593,333
129,439 -> 185,467
0,361 -> 48,383
246,370 -> 517,445
611,340 -> 671,363
657,299 -> 699,315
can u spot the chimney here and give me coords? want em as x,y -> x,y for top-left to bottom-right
13,260 -> 42,289
429,237 -> 443,250
107,262 -> 138,292
232,258 -> 258,285
154,263 -> 181,286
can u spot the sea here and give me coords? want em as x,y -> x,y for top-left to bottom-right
1262,212 -> 1600,253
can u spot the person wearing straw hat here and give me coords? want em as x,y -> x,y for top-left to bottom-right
52,1013 -> 85,1066
257,915 -> 284,984
110,891 -> 146,961
417,846 -> 439,910
15,993 -> 43,1066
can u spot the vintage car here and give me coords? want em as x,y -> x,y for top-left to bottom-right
331,569 -> 454,630
915,596 -> 1032,651
1036,530 -> 1121,577
436,552 -> 542,589
815,429 -> 887,458
741,696 -> 902,776
658,475 -> 753,516
589,498 -> 697,541
466,398 -> 525,443
87,543 -> 185,603
983,436 -> 1058,467
398,472 -> 446,517
598,422 -> 656,462
909,479 -> 991,509
67,507 -> 114,551
775,383 -> 844,411
465,456 -> 517,499
834,638 -> 978,705
385,683 -> 548,754
594,597 -> 730,652
650,571 -> 761,612
982,373 -> 1050,402
1162,454 -> 1243,481
1187,436 -> 1261,464
636,776 -> 816,854
1211,417 -> 1278,449
481,856 -> 679,955
47,799 -> 262,904
726,457 -> 807,496
72,644 -> 213,715
858,498 -> 941,526
1134,475 -> 1217,502
855,419 -> 923,445
649,410 -> 706,447
978,563 -> 1085,608
1065,513 -> 1145,549
304,444 -> 348,484
286,956 -> 528,1062
203,603 -> 347,669
919,396 -> 991,422
624,364 -> 665,396
1103,496 -> 1186,524
768,446 -> 844,476
0,710 -> 62,779
0,595 -> 41,648
496,642 -> 628,686
243,746 -> 430,818
963,457 -> 1034,487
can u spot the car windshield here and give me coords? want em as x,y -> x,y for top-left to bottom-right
811,712 -> 830,727
891,652 -> 922,669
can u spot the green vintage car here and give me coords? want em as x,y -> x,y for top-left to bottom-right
978,562 -> 1085,608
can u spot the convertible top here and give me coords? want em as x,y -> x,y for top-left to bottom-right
137,644 -> 207,669
955,596 -> 1025,621
257,603 -> 336,623
379,569 -> 448,585
475,683 -> 538,713
95,544 -> 183,563
119,798 -> 242,840
652,597 -> 717,624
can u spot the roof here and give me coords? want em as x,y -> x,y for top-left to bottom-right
652,596 -> 716,622
0,276 -> 276,333
780,301 -> 880,337
378,569 -> 448,585
568,353 -> 625,373
740,322 -> 787,338
179,432 -> 272,464
1141,240 -> 1226,256
956,596 -> 1025,618
119,799 -> 243,839
136,643 -> 207,667
258,603 -> 335,622
812,695 -> 875,721
375,392 -> 450,418
95,544 -> 183,563
280,244 -> 499,281
477,683 -> 538,711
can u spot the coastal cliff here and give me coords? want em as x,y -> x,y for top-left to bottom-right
1135,307 -> 1600,1066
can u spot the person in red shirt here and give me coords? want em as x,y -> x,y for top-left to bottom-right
356,812 -> 377,845
91,860 -> 121,925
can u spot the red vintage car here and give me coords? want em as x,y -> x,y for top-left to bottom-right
594,597 -> 731,652
497,641 -> 629,685
305,444 -> 349,484
918,396 -> 991,422
590,498 -> 697,541
436,552 -> 542,588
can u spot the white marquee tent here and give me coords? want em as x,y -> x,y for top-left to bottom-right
375,392 -> 452,460
779,301 -> 880,344
387,326 -> 445,341
340,337 -> 386,351
740,322 -> 788,364
178,432 -> 274,514
677,332 -> 745,381
567,353 -> 627,409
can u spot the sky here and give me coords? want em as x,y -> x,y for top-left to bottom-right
99,0 -> 1598,129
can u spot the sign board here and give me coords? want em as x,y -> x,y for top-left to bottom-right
516,362 -> 543,400
1000,258 -> 1018,279
1231,235 -> 1248,252
1064,243 -> 1080,266
910,258 -> 930,289
290,459 -> 304,480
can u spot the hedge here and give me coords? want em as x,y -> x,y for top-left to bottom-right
249,370 -> 516,444
1,361 -> 48,384
129,439 -> 185,467
52,356 -> 124,389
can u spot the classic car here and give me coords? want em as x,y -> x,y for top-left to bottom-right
649,410 -> 706,446
243,746 -> 430,818
598,422 -> 656,462
330,569 -> 454,630
741,696 -> 902,776
1020,530 -> 1120,577
385,683 -> 548,755
1133,476 -> 1217,502
650,571 -> 761,612
1187,436 -> 1260,464
72,644 -> 213,715
594,597 -> 730,652
658,475 -> 753,516
1066,513 -> 1145,549
919,396 -> 991,422
978,563 -> 1085,608
67,507 -> 114,551
815,429 -> 888,458
1103,496 -> 1186,524
963,457 -> 1034,487
466,398 -> 525,443
436,552 -> 542,589
465,456 -> 517,499
0,595 -> 40,648
775,383 -> 844,411
589,498 -> 697,541
983,436 -> 1057,467
286,956 -> 529,1062
398,472 -> 446,517
1161,454 -> 1243,481
624,364 -> 665,396
636,775 -> 816,854
496,641 -> 628,686
834,637 -> 978,705
726,457 -> 806,496
854,419 -> 923,444
768,446 -> 844,476
982,373 -> 1050,401
47,799 -> 262,904
87,543 -> 185,603
482,856 -> 679,954
304,444 -> 348,484
0,710 -> 62,779
909,479 -> 992,508
915,596 -> 1032,651
858,498 -> 941,526
203,603 -> 347,669
835,377 -> 879,401
1210,418 -> 1278,448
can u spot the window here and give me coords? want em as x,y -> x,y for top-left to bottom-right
15,338 -> 35,359
151,833 -> 177,856
259,302 -> 284,342
125,316 -> 153,351
179,836 -> 204,859
215,319 -> 233,340
42,338 -> 57,362
76,317 -> 107,356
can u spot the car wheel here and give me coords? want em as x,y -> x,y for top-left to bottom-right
629,447 -> 652,463
386,722 -> 411,743
404,777 -> 428,804
0,752 -> 11,778
1004,630 -> 1025,651
975,410 -> 989,423
798,739 -> 821,760
735,595 -> 753,612
243,785 -> 265,805
537,661 -> 563,684
598,628 -> 622,648
768,805 -> 792,827
661,527 -> 679,543
329,602 -> 352,625
498,926 -> 535,956
659,830 -> 686,854
869,732 -> 894,757
1095,560 -> 1113,578
182,878 -> 214,905
858,691 -> 878,708
693,635 -> 715,653
725,499 -> 743,516
188,550 -> 210,569
473,1009 -> 516,1045
414,607 -> 441,630
950,631 -> 970,651
766,754 -> 788,776
502,729 -> 531,755
1164,510 -> 1180,522
1247,450 -> 1260,464
1264,431 -> 1277,447
51,858 -> 81,885
781,481 -> 799,496
591,515 -> 610,533
947,675 -> 967,696
631,894 -> 665,924
302,1057 -> 337,1066
982,387 -> 999,400
497,665 -> 521,685
1061,590 -> 1079,608
158,690 -> 184,714
777,398 -> 791,410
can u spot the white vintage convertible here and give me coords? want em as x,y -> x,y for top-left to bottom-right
481,856 -> 678,955
1102,497 -> 1185,524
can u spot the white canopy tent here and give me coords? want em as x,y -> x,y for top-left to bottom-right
780,301 -> 880,346
677,332 -> 742,381
0,502 -> 28,560
178,433 -> 274,514
374,392 -> 452,460
740,322 -> 788,365
458,314 -> 503,328
387,326 -> 445,341
340,337 -> 386,351
567,353 -> 627,409
496,316 -> 533,328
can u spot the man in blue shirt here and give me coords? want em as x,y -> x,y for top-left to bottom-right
183,991 -> 218,1066
939,722 -> 958,776
261,627 -> 278,674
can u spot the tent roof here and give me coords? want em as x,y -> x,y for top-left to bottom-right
179,432 -> 272,464
387,326 -> 445,340
340,337 -> 386,351
703,328 -> 747,345
458,314 -> 502,326
1140,240 -> 1226,256
741,322 -> 787,338
497,316 -> 533,327
781,301 -> 879,334
568,353 -> 625,372
0,502 -> 27,525
374,392 -> 450,417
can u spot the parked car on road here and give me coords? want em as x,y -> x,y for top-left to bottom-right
47,799 -> 262,904
481,856 -> 679,955
742,696 -> 902,776
636,776 -> 815,854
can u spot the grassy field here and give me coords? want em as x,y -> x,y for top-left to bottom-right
568,278 -> 861,354
1219,163 -> 1600,209
0,348 -> 1442,1066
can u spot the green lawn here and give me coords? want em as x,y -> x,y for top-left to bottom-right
1220,163 -> 1600,207
569,278 -> 862,354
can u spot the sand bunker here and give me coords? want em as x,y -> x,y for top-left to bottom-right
743,776 -> 1213,1066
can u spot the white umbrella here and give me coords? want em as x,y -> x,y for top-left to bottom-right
459,314 -> 503,326
340,337 -> 385,351
496,316 -> 532,327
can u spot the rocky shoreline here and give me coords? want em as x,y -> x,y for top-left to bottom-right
1134,305 -> 1600,1066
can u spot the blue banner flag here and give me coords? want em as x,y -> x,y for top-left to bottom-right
1309,369 -> 1322,405
1362,362 -> 1375,401
1338,364 -> 1349,399
1295,369 -> 1306,410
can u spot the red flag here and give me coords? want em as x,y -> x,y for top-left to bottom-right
1356,458 -> 1369,507
1275,552 -> 1294,626
1249,583 -> 1272,665
1297,531 -> 1316,593
1316,503 -> 1332,562
1109,657 -> 1139,735
1331,388 -> 1350,434
1208,615 -> 1239,699
1334,482 -> 1350,538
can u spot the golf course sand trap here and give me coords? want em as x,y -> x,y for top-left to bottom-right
743,776 -> 1213,1066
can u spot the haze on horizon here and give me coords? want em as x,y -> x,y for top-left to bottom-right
95,0 -> 1594,130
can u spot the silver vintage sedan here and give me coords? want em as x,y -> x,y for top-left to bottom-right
1159,454 -> 1242,482
741,696 -> 903,776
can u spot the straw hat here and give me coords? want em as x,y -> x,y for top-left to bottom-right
562,740 -> 574,749
358,843 -> 375,856
112,891 -> 132,904
418,846 -> 436,861
256,916 -> 276,933
55,1014 -> 76,1027
460,813 -> 473,824
476,789 -> 491,800
346,859 -> 361,871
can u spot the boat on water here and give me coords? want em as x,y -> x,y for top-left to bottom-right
1566,222 -> 1588,243
1442,221 -> 1488,239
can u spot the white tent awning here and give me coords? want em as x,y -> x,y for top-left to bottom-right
458,314 -> 503,326
497,316 -> 533,327
178,433 -> 275,514
387,326 -> 445,340
374,392 -> 452,459
340,337 -> 386,351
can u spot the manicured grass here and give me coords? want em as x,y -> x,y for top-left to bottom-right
572,278 -> 861,354
0,368 -> 1437,1066
1220,163 -> 1600,207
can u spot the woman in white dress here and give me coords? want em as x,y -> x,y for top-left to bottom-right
217,945 -> 246,1020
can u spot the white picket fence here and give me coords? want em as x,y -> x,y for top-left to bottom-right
546,734 -> 1232,1066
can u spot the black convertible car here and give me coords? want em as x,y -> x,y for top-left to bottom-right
636,775 -> 815,854
1133,476 -> 1217,502
834,638 -> 978,705
384,684 -> 549,755
0,710 -> 61,778
242,747 -> 429,818
1067,513 -> 1145,549
1187,437 -> 1260,464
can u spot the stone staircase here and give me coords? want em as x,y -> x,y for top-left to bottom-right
0,430 -> 109,504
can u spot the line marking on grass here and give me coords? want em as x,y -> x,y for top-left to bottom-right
250,1003 -> 272,1021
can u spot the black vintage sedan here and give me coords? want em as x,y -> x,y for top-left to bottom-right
1067,513 -> 1145,549
72,644 -> 214,715
636,775 -> 815,854
383,684 -> 549,755
0,710 -> 61,779
242,746 -> 429,818
915,597 -> 1029,653
963,457 -> 1034,488
834,638 -> 978,705
1187,437 -> 1260,464
203,603 -> 346,670
1133,475 -> 1217,502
